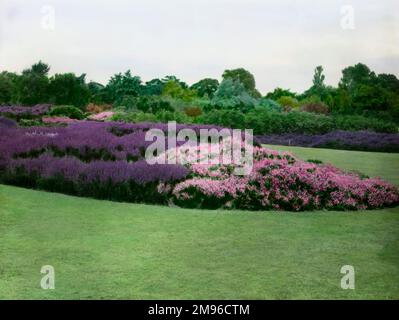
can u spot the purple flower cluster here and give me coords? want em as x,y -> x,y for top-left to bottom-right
0,104 -> 51,119
0,121 -> 203,186
257,130 -> 399,153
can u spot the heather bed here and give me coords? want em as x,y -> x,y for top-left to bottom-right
256,130 -> 399,153
0,121 -> 398,211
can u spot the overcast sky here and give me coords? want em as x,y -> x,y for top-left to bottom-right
0,0 -> 398,93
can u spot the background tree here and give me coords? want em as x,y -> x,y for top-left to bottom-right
144,78 -> 164,96
0,71 -> 18,104
265,87 -> 297,100
222,68 -> 261,97
190,78 -> 219,98
105,70 -> 143,106
17,61 -> 50,105
49,73 -> 90,108
162,80 -> 197,101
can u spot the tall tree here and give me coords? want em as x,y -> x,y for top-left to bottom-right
190,78 -> 219,98
222,68 -> 261,97
49,73 -> 90,108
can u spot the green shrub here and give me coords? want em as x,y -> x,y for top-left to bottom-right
48,105 -> 85,119
197,109 -> 397,134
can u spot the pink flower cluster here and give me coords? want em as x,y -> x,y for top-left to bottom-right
88,111 -> 115,121
167,146 -> 399,211
42,116 -> 80,124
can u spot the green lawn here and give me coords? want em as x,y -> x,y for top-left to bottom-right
0,146 -> 398,299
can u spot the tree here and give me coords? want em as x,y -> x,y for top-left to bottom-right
144,78 -> 164,96
49,73 -> 90,108
339,63 -> 376,92
211,78 -> 257,111
88,81 -> 107,104
312,65 -> 325,88
25,60 -> 50,77
18,61 -> 51,105
190,78 -> 219,98
162,80 -> 196,101
276,96 -> 299,111
0,71 -> 18,104
222,68 -> 261,97
162,75 -> 188,89
338,63 -> 395,114
105,70 -> 143,105
265,87 -> 297,100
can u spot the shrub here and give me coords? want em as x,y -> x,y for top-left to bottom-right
276,96 -> 299,111
166,146 -> 399,211
0,104 -> 51,120
86,103 -> 112,113
198,109 -> 397,135
300,102 -> 330,114
256,130 -> 399,153
183,106 -> 202,118
0,116 -> 17,128
48,105 -> 85,120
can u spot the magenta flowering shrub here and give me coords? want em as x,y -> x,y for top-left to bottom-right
169,146 -> 399,211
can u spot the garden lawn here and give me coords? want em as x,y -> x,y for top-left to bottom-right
0,146 -> 398,299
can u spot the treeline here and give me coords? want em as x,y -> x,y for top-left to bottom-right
0,61 -> 399,124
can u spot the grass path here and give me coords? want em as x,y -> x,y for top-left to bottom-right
0,146 -> 398,299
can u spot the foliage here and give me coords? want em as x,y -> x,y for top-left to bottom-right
49,73 -> 90,109
222,68 -> 261,97
197,109 -> 397,134
48,105 -> 85,120
265,87 -> 297,100
190,78 -> 219,98
105,70 -> 142,105
184,106 -> 202,118
18,62 -> 50,105
0,72 -> 18,104
162,80 -> 197,101
86,102 -> 112,113
276,96 -> 299,111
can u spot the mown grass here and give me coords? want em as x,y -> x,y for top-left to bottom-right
0,146 -> 398,299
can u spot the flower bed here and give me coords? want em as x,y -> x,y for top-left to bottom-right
0,122 -> 398,210
0,104 -> 51,120
257,130 -> 399,153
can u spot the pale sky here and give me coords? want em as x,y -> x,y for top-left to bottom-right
0,0 -> 398,94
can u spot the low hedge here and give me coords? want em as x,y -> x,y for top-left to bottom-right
195,109 -> 397,134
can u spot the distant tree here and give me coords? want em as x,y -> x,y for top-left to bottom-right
162,75 -> 188,89
144,78 -> 164,95
49,73 -> 90,109
265,87 -> 297,100
339,63 -> 375,92
0,71 -> 18,104
190,78 -> 219,98
276,96 -> 299,111
211,78 -> 257,111
337,63 -> 395,114
25,60 -> 50,77
18,61 -> 51,105
162,80 -> 196,101
222,68 -> 261,97
105,70 -> 143,105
